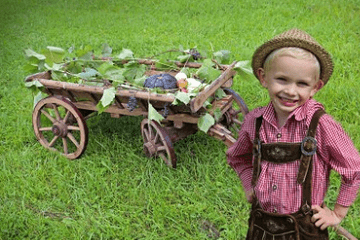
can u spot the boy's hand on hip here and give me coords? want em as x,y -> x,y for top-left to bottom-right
311,204 -> 342,230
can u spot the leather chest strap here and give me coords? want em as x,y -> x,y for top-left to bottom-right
298,109 -> 326,213
297,109 -> 326,185
251,116 -> 263,186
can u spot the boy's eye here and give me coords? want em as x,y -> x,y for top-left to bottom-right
298,82 -> 309,86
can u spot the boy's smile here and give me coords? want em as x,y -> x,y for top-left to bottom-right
258,55 -> 323,126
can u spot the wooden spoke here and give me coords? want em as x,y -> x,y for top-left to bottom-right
154,132 -> 160,143
63,110 -> 71,123
233,119 -> 242,125
53,105 -> 61,120
39,127 -> 53,132
67,126 -> 80,131
49,135 -> 59,147
62,137 -> 68,154
67,132 -> 80,148
157,146 -> 166,151
40,109 -> 56,123
143,128 -> 150,142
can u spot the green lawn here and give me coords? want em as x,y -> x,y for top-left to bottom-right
1,0 -> 359,239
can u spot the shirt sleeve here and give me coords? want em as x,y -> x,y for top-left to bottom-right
226,113 -> 255,193
317,114 -> 360,206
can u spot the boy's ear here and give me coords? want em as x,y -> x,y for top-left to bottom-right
316,80 -> 325,90
257,68 -> 267,88
311,79 -> 324,96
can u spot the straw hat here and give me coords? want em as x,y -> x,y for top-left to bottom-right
252,28 -> 333,84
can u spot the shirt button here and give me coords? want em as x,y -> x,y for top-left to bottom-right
277,133 -> 282,138
272,184 -> 277,191
273,208 -> 277,213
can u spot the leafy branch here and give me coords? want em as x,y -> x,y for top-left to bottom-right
24,44 -> 251,133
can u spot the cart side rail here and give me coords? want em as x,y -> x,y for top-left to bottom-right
190,61 -> 237,113
33,78 -> 176,103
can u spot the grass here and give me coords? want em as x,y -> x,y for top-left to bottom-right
1,0 -> 360,239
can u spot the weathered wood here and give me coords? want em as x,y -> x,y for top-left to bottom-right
208,95 -> 233,115
334,226 -> 358,240
166,114 -> 199,124
37,79 -> 176,103
114,96 -> 124,109
190,61 -> 237,113
74,101 -> 147,116
165,124 -> 198,143
32,96 -> 88,159
208,123 -> 236,147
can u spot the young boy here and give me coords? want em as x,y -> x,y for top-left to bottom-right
227,29 -> 360,239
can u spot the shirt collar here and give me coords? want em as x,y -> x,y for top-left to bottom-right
260,99 -> 324,127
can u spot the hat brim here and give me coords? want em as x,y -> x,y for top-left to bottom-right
252,37 -> 333,84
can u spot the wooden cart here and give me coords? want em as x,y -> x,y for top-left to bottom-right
25,60 -> 249,168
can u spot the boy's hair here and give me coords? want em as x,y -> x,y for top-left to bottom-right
263,47 -> 321,80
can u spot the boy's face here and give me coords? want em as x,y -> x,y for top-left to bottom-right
258,55 -> 323,119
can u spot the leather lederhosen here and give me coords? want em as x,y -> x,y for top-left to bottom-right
246,109 -> 329,240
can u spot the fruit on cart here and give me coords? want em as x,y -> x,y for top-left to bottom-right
177,78 -> 188,89
143,73 -> 177,89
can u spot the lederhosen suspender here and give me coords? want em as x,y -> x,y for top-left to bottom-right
247,109 -> 328,240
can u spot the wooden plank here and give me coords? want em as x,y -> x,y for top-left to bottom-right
37,79 -> 176,103
189,61 -> 237,113
74,101 -> 147,116
208,95 -> 233,115
166,114 -> 199,124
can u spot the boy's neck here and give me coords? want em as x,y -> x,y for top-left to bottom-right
276,112 -> 290,129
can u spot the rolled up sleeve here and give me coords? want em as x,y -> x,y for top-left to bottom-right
226,115 -> 255,193
318,115 -> 360,206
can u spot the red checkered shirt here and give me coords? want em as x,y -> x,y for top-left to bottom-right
227,99 -> 360,214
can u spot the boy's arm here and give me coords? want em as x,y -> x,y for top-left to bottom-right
226,117 -> 254,201
311,203 -> 349,230
318,115 -> 360,206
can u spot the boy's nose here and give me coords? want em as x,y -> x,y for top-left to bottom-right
284,84 -> 296,95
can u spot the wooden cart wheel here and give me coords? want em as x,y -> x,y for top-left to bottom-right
32,96 -> 88,159
223,88 -> 249,132
141,118 -> 177,168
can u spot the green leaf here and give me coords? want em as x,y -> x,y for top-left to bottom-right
197,113 -> 215,133
175,91 -> 191,104
33,91 -> 47,109
133,75 -> 147,87
123,61 -> 146,80
101,43 -> 112,57
25,80 -> 44,91
196,59 -> 221,83
51,71 -> 71,82
24,63 -> 41,74
117,48 -> 133,60
96,87 -> 116,113
75,45 -> 93,60
98,62 -> 125,82
47,46 -> 65,54
213,108 -> 223,122
78,68 -> 98,80
24,49 -> 46,60
155,56 -> 177,70
177,54 -> 191,63
234,60 -> 253,75
215,88 -> 226,99
45,63 -> 63,71
148,103 -> 164,124
213,50 -> 230,64
42,46 -> 65,65
65,61 -> 83,74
